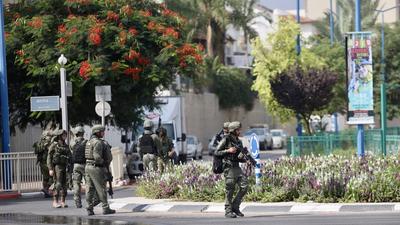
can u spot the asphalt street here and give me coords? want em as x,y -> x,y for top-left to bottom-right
2,187 -> 400,225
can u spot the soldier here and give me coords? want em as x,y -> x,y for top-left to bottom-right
33,130 -> 53,198
47,129 -> 71,208
138,120 -> 159,172
85,125 -> 115,216
70,126 -> 87,208
215,121 -> 248,218
157,127 -> 174,173
213,122 -> 230,147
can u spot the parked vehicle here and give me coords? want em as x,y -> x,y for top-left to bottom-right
243,127 -> 273,150
186,135 -> 203,160
271,129 -> 285,149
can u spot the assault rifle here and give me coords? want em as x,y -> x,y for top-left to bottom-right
106,166 -> 114,199
231,142 -> 257,167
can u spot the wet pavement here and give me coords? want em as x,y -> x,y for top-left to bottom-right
0,213 -> 148,225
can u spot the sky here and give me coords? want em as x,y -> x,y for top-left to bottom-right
260,0 -> 304,10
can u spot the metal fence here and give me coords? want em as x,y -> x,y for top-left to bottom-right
287,128 -> 400,156
0,152 -> 42,193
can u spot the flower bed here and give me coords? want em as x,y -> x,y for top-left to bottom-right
136,155 -> 400,203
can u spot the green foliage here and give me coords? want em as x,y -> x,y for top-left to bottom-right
5,0 -> 203,130
137,155 -> 400,203
206,57 -> 256,110
251,18 -> 324,123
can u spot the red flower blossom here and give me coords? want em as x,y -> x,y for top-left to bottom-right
140,10 -> 152,17
121,5 -> 133,16
107,11 -> 119,22
69,27 -> 78,34
67,14 -> 77,20
13,13 -> 21,20
163,27 -> 179,39
194,54 -> 203,63
162,9 -> 178,17
24,58 -> 31,65
128,27 -> 138,36
27,17 -> 43,29
58,24 -> 67,33
179,60 -> 187,68
138,57 -> 150,66
124,49 -> 140,61
197,44 -> 205,52
89,33 -> 101,45
89,26 -> 103,34
147,21 -> 156,30
57,37 -> 67,44
79,61 -> 91,79
123,67 -> 142,79
16,49 -> 24,56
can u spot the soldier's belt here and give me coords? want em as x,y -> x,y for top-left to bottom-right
86,160 -> 104,167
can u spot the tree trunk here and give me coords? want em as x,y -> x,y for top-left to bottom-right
302,114 -> 312,135
211,19 -> 225,64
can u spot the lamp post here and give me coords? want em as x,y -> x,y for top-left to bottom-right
296,0 -> 302,137
58,54 -> 68,139
375,5 -> 400,156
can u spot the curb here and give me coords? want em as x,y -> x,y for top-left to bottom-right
0,192 -> 21,200
107,198 -> 400,214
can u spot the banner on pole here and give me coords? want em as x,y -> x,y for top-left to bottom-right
346,32 -> 374,125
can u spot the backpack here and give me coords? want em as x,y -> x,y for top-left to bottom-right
212,155 -> 224,174
71,138 -> 87,164
139,134 -> 156,154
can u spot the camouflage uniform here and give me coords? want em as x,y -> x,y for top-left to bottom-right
70,126 -> 87,208
85,125 -> 115,216
157,127 -> 174,173
215,121 -> 248,218
47,129 -> 71,208
139,120 -> 159,172
33,130 -> 53,197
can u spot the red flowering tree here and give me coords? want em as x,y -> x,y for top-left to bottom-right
5,0 -> 203,130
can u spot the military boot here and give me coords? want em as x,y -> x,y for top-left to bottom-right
52,195 -> 61,208
87,209 -> 94,216
103,208 -> 116,215
225,212 -> 237,218
232,209 -> 244,217
75,201 -> 82,208
60,196 -> 68,208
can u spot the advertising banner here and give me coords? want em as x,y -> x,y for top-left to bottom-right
347,32 -> 374,125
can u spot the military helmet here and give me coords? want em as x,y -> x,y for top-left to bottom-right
228,121 -> 241,133
223,122 -> 230,129
91,125 -> 105,134
53,129 -> 66,136
143,120 -> 154,129
159,127 -> 167,135
73,126 -> 85,135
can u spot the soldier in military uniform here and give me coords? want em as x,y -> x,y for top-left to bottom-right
33,130 -> 53,198
213,122 -> 230,147
138,120 -> 159,172
157,127 -> 174,173
70,126 -> 87,208
215,121 -> 248,218
85,125 -> 115,216
47,129 -> 71,208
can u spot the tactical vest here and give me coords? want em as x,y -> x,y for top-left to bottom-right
72,138 -> 87,164
223,135 -> 241,163
52,144 -> 69,166
85,138 -> 98,160
139,134 -> 156,154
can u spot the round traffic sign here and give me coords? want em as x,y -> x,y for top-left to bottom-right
95,101 -> 111,117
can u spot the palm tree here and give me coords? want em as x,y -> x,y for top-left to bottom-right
229,0 -> 271,66
313,0 -> 380,41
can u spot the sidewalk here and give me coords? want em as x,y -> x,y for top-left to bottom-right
107,197 -> 400,214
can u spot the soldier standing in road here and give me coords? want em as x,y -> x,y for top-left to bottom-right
85,125 -> 115,216
157,127 -> 174,173
33,130 -> 53,198
138,120 -> 159,172
47,129 -> 71,208
215,121 -> 248,218
70,126 -> 87,208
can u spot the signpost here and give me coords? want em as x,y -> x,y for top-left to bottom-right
95,85 -> 112,126
30,96 -> 60,112
249,133 -> 261,188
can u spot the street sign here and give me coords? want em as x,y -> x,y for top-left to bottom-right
66,81 -> 72,97
249,133 -> 261,187
95,85 -> 111,102
30,96 -> 60,112
95,101 -> 111,117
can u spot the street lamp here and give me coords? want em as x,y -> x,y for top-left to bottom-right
375,5 -> 400,156
58,54 -> 68,138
